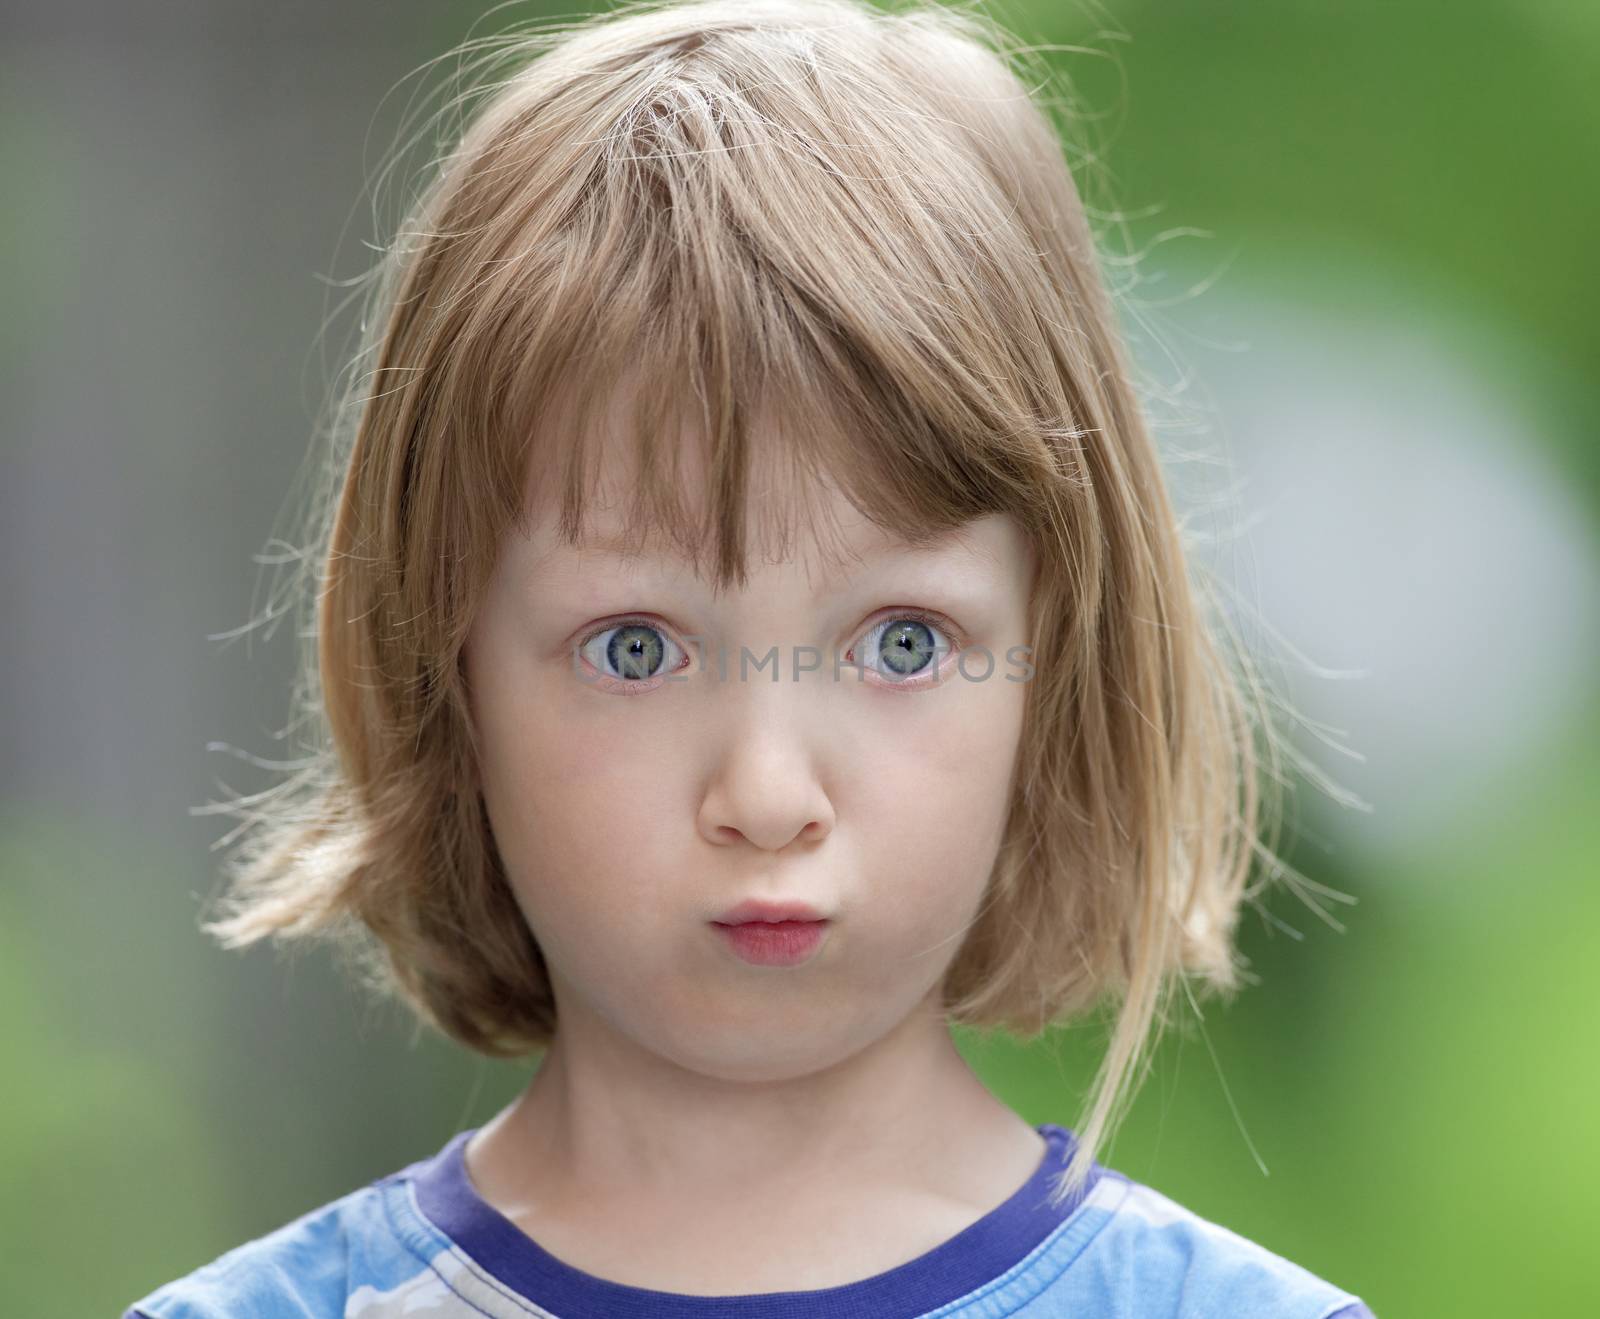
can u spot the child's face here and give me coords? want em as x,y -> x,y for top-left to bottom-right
462,425 -> 1036,1085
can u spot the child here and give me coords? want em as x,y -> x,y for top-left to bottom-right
124,1 -> 1375,1315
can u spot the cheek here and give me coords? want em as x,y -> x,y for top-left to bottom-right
476,683 -> 686,936
850,679 -> 1026,925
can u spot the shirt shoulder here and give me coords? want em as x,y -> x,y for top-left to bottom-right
119,1176 -> 449,1319
1000,1172 -> 1375,1319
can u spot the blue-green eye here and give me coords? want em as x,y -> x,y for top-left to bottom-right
577,620 -> 686,685
856,613 -> 955,683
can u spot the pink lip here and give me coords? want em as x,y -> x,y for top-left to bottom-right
714,899 -> 827,925
713,920 -> 829,967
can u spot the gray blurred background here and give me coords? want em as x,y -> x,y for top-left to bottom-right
4,2 -> 1598,1314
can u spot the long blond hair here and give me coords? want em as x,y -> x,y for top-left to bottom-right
198,0 -> 1346,1207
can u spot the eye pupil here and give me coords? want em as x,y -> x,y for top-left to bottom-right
877,619 -> 937,677
607,624 -> 666,680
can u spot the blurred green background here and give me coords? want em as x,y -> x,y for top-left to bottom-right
3,1 -> 1597,1315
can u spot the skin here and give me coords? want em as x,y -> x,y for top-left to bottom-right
458,406 -> 1046,1294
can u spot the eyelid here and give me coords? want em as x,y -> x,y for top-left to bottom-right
576,613 -> 677,649
859,604 -> 964,649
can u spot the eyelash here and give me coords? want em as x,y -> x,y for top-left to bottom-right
575,607 -> 963,693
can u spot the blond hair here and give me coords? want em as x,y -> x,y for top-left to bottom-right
198,0 -> 1348,1208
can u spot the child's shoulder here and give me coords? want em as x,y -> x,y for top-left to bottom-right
1026,1168 -> 1375,1319
119,1169 -> 438,1319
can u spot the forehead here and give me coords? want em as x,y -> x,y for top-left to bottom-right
514,373 -> 1031,591
534,475 -> 1015,585
566,503 -> 1013,583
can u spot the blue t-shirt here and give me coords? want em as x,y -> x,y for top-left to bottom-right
122,1123 -> 1375,1318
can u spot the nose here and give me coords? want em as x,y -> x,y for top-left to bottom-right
695,687 -> 836,853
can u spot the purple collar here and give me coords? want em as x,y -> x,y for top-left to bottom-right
407,1121 -> 1103,1318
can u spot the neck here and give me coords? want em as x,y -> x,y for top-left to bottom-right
469,985 -> 1035,1219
